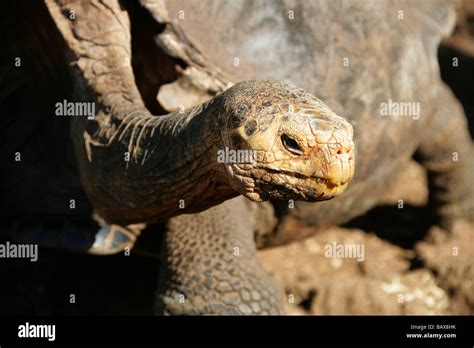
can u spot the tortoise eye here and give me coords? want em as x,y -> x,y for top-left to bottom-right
281,134 -> 303,155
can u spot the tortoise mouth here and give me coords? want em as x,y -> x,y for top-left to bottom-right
311,177 -> 350,195
247,167 -> 352,202
261,167 -> 352,189
275,173 -> 350,200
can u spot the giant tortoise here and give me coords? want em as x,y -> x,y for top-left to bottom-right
1,0 -> 472,315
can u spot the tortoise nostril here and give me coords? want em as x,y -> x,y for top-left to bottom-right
337,145 -> 353,156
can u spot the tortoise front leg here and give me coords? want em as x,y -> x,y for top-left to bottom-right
155,197 -> 284,315
415,84 -> 474,228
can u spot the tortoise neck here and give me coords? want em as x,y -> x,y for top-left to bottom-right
48,0 -> 238,224
80,99 -> 237,225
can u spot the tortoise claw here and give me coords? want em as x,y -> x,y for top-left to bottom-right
88,224 -> 144,255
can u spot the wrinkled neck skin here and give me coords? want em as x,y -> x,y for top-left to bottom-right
74,97 -> 237,225
46,0 -> 237,225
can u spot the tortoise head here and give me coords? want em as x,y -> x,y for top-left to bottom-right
217,80 -> 355,202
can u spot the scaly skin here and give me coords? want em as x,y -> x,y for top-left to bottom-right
220,81 -> 354,203
46,0 -> 354,226
156,197 -> 283,315
415,84 -> 474,229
